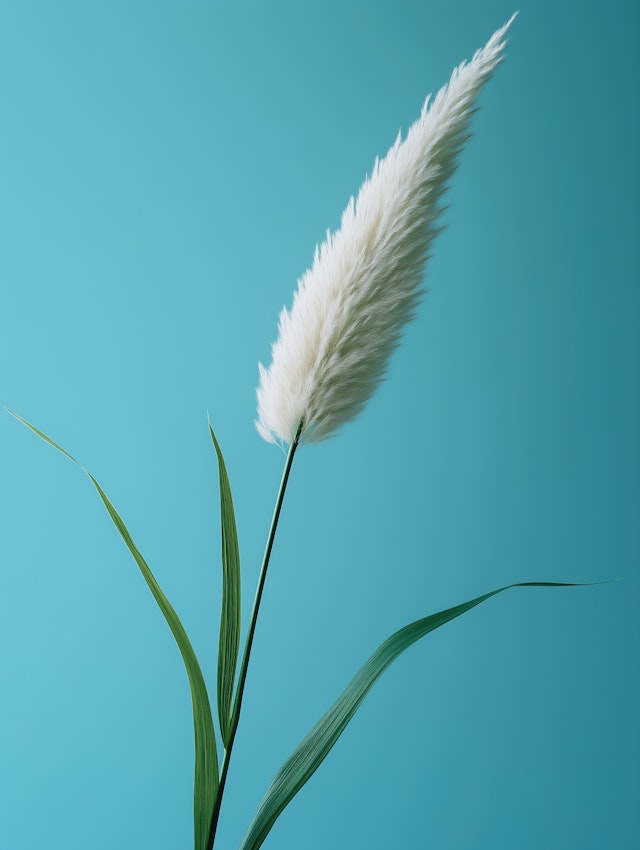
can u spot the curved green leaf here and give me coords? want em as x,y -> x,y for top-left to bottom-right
208,418 -> 241,748
8,410 -> 219,850
239,581 -> 581,850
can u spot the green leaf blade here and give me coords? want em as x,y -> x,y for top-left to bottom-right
9,411 -> 219,850
239,581 -> 582,850
209,419 -> 242,749
88,475 -> 219,850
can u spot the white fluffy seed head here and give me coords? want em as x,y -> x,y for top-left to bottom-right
256,15 -> 515,446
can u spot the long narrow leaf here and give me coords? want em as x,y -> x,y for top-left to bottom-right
239,581 -> 582,850
8,410 -> 219,850
208,419 -> 241,747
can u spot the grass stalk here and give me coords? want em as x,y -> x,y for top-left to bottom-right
207,425 -> 302,848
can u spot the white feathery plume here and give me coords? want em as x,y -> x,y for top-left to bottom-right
257,15 -> 515,446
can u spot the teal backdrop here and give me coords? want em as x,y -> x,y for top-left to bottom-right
1,2 -> 638,848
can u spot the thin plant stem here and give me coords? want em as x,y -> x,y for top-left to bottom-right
207,424 -> 302,849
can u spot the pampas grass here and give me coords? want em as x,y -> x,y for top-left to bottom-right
11,15 -> 591,850
256,14 -> 516,446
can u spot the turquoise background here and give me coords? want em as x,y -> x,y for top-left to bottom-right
1,2 -> 638,848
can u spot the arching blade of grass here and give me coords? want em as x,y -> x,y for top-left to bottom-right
208,418 -> 241,748
239,581 -> 583,850
8,409 -> 219,850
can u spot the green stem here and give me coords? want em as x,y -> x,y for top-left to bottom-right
207,426 -> 302,849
